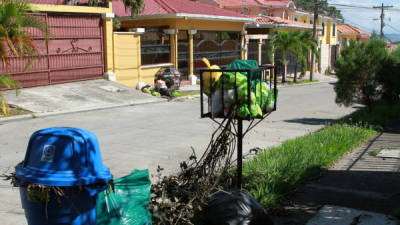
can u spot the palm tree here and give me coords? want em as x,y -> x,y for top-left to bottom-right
0,0 -> 48,116
267,30 -> 296,83
290,30 -> 319,82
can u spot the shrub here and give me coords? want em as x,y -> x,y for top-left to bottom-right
334,35 -> 389,110
378,58 -> 400,103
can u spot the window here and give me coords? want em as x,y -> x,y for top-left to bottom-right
294,18 -> 298,21
242,7 -> 249,15
141,27 -> 171,65
259,10 -> 266,16
332,24 -> 336,37
322,23 -> 325,36
310,20 -> 313,24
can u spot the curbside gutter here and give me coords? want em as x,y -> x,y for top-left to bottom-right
0,98 -> 167,124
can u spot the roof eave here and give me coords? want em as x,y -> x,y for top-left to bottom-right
120,13 -> 253,23
246,23 -> 321,30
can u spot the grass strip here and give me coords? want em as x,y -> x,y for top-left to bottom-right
286,80 -> 319,85
242,102 -> 400,207
177,90 -> 200,96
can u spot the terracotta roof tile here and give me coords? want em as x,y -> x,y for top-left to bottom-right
337,24 -> 369,36
214,0 -> 291,7
113,0 -> 247,18
248,15 -> 320,29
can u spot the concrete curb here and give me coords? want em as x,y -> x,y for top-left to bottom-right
277,80 -> 336,88
0,98 -> 167,124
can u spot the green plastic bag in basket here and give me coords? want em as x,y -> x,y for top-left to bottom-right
96,169 -> 152,225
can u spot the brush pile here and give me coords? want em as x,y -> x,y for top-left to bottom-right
149,118 -> 238,224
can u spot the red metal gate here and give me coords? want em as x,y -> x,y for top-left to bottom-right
0,13 -> 104,88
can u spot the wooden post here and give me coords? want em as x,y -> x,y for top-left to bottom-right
188,30 -> 197,76
258,38 -> 262,65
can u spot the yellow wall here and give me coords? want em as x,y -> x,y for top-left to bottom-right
140,67 -> 161,85
326,20 -> 331,44
104,19 -> 114,72
113,33 -> 141,87
291,11 -> 339,46
330,21 -> 337,45
32,2 -> 112,14
301,15 -> 308,24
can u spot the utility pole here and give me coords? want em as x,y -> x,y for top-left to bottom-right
373,3 -> 393,39
310,0 -> 318,81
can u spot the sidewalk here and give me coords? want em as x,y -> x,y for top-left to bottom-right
2,79 -> 166,122
270,118 -> 400,225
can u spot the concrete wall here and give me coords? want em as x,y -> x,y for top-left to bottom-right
320,43 -> 330,73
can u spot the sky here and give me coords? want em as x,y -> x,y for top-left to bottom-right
327,0 -> 400,36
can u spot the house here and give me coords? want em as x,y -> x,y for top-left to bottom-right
245,15 -> 320,68
289,9 -> 341,72
110,0 -> 252,87
337,24 -> 370,49
0,0 -> 115,88
199,0 -> 341,74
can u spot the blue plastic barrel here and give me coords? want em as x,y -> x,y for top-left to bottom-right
15,127 -> 113,225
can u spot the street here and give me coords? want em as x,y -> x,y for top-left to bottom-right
0,82 -> 356,225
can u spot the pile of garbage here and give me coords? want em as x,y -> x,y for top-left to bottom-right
202,58 -> 277,119
138,68 -> 182,97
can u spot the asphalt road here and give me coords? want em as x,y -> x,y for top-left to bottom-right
0,82 -> 357,225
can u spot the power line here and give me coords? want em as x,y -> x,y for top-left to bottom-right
386,23 -> 400,34
328,3 -> 400,11
328,3 -> 375,10
373,3 -> 393,39
344,18 -> 394,42
344,19 -> 373,34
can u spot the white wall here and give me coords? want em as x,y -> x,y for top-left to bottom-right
320,43 -> 330,73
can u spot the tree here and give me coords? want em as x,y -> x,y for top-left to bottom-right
294,0 -> 343,19
391,45 -> 400,64
0,0 -> 48,116
290,30 -> 319,82
334,34 -> 388,110
267,30 -> 296,83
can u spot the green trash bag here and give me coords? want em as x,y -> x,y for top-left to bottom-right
226,60 -> 261,86
236,104 -> 250,118
266,88 -> 278,112
236,103 -> 262,118
237,83 -> 257,105
255,81 -> 270,109
250,104 -> 263,118
96,169 -> 152,225
217,72 -> 247,90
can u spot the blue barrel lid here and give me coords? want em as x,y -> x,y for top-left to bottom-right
16,127 -> 113,186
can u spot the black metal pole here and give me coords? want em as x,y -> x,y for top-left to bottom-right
237,119 -> 243,189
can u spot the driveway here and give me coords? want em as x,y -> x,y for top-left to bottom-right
4,79 -> 164,114
0,82 -> 357,225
